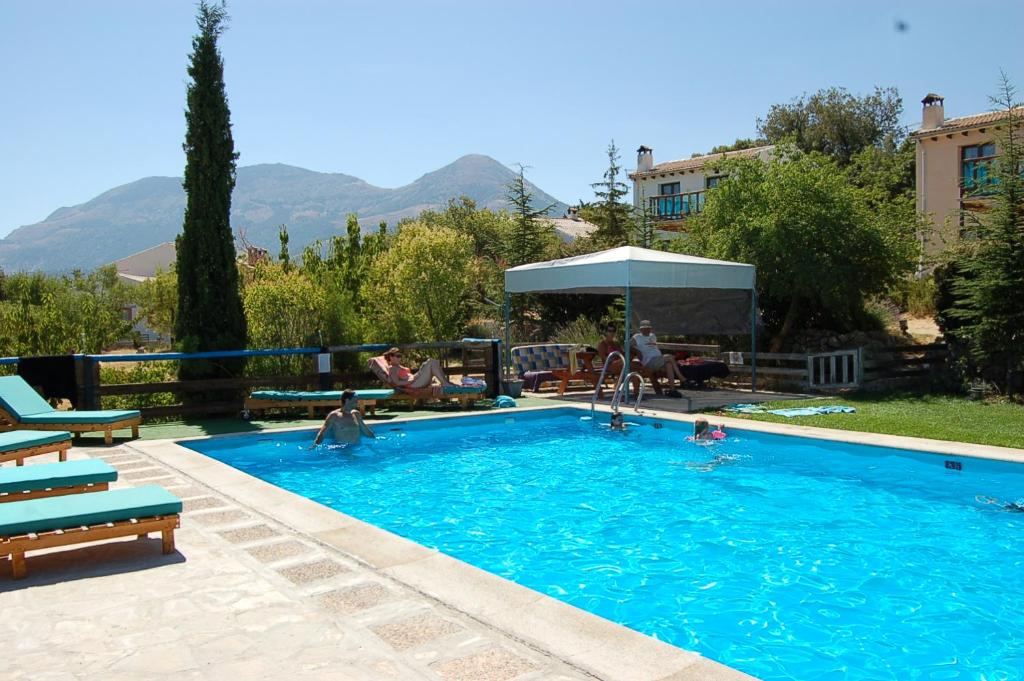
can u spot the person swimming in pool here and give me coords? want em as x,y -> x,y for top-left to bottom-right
689,419 -> 726,442
311,390 -> 376,446
610,411 -> 626,431
976,495 -> 1024,512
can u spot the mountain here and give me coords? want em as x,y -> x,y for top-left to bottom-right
0,155 -> 569,273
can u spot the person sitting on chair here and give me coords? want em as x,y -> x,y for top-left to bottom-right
596,324 -> 641,398
631,321 -> 684,398
385,347 -> 456,389
312,390 -> 376,446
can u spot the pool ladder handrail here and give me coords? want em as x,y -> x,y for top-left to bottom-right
590,350 -> 624,420
611,372 -> 646,413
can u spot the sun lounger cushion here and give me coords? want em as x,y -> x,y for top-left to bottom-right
0,375 -> 55,417
0,485 -> 181,536
0,430 -> 72,453
439,386 -> 483,394
19,410 -> 141,425
249,389 -> 395,401
0,376 -> 140,424
0,459 -> 117,494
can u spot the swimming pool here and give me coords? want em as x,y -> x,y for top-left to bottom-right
183,408 -> 1024,680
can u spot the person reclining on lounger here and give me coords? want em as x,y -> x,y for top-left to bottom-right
312,390 -> 376,446
384,347 -> 457,389
631,321 -> 684,398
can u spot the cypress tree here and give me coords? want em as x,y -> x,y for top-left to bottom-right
278,224 -> 291,271
175,1 -> 247,381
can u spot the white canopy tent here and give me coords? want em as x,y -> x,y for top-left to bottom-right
503,246 -> 759,390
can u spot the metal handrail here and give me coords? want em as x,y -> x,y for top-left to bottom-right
611,372 -> 645,413
590,351 -> 625,420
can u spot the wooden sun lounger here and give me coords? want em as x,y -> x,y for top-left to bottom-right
0,485 -> 181,579
0,376 -> 141,446
0,430 -> 72,467
0,459 -> 118,503
243,389 -> 396,417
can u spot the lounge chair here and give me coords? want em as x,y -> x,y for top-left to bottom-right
0,459 -> 117,502
244,388 -> 396,417
0,484 -> 181,579
367,356 -> 485,410
0,430 -> 72,466
0,375 -> 141,445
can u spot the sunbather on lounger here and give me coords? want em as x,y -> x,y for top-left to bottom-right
312,390 -> 376,446
384,347 -> 456,389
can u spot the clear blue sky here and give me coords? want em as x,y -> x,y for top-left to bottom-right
2,0 -> 1022,238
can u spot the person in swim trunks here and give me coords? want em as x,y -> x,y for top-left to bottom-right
312,390 -> 376,446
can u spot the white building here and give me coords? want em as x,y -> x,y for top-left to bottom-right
628,144 -> 774,232
110,242 -> 176,342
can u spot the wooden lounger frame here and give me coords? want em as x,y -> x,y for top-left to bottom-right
387,389 -> 483,410
1,513 -> 179,579
0,437 -> 71,467
0,406 -> 140,446
243,396 -> 380,418
0,481 -> 110,504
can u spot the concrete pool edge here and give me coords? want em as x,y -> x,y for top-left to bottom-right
130,417 -> 755,681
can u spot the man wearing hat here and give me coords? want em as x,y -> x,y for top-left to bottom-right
631,320 -> 684,398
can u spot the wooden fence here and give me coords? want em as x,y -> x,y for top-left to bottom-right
723,343 -> 948,391
3,341 -> 501,421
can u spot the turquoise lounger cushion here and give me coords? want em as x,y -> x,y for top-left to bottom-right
250,389 -> 395,402
441,386 -> 484,394
20,409 -> 140,425
0,485 -> 181,536
0,430 -> 72,453
0,375 -> 55,418
0,459 -> 117,494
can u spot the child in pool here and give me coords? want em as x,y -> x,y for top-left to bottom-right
610,411 -> 626,431
689,419 -> 726,441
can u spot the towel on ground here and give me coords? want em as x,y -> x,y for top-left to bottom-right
767,406 -> 856,417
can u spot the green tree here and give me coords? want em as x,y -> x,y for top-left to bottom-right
588,140 -> 634,247
135,266 -> 179,342
505,165 -> 556,267
364,224 -> 474,342
244,262 -> 328,374
277,224 -> 291,271
175,0 -> 247,380
632,184 -> 658,248
948,76 -> 1024,395
705,137 -> 769,155
758,86 -> 904,165
683,148 -> 918,350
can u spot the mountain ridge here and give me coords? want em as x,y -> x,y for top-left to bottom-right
0,155 -> 568,273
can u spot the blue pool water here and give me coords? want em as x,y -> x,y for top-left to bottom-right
184,409 -> 1024,680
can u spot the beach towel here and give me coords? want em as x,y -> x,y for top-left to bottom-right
766,406 -> 857,418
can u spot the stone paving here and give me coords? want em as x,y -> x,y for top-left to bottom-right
0,446 -> 595,681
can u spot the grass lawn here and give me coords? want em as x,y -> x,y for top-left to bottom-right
704,393 -> 1024,449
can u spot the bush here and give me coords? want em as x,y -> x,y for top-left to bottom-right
99,363 -> 178,410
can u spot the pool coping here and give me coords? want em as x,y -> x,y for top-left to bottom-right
128,402 -> 1023,681
131,402 -> 755,681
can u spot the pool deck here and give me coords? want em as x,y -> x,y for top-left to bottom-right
6,401 -> 1024,681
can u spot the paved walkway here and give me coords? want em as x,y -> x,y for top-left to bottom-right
0,446 -> 593,681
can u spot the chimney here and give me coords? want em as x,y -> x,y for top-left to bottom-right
921,93 -> 945,130
636,145 -> 653,172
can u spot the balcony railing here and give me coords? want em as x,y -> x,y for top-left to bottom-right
649,191 -> 705,220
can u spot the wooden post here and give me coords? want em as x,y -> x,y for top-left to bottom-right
486,340 -> 501,399
161,528 -> 175,554
11,553 -> 26,580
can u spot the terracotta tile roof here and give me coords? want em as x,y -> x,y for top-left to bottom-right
630,144 -> 774,178
911,106 -> 1024,138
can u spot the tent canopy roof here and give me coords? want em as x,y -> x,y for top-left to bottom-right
504,246 -> 755,294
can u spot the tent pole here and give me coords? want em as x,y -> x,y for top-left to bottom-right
624,286 -> 632,399
750,284 -> 758,394
503,292 -> 512,388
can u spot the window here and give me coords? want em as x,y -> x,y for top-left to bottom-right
961,142 -> 997,191
705,175 -> 726,189
659,182 -> 680,195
